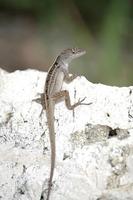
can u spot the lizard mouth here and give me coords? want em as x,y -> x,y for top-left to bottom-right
76,49 -> 86,58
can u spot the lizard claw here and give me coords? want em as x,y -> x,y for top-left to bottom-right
73,74 -> 78,79
78,97 -> 86,103
78,97 -> 92,106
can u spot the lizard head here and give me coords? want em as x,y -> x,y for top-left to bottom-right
57,48 -> 86,66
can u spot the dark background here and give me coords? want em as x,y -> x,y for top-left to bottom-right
0,0 -> 132,86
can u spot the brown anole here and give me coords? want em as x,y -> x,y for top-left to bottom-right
39,48 -> 90,200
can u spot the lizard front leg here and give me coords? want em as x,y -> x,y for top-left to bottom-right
61,68 -> 77,83
64,74 -> 77,83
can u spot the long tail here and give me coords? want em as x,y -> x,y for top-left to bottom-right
46,101 -> 55,200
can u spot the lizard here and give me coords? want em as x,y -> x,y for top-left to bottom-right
39,48 -> 91,200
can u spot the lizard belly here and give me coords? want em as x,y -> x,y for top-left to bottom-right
53,71 -> 64,93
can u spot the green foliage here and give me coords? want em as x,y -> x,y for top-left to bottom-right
99,0 -> 130,85
0,0 -> 132,85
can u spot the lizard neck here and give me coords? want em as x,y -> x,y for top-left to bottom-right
60,60 -> 68,69
56,56 -> 69,70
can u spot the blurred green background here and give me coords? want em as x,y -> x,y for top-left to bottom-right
0,0 -> 132,86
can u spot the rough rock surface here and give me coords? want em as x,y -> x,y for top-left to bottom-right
0,68 -> 133,200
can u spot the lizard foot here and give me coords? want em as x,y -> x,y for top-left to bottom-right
77,97 -> 92,106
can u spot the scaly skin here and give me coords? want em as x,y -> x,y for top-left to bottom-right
40,48 -> 88,200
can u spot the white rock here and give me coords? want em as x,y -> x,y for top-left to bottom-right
0,68 -> 133,200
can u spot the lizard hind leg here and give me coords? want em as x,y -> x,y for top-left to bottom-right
52,90 -> 92,120
32,93 -> 46,116
52,90 -> 92,110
